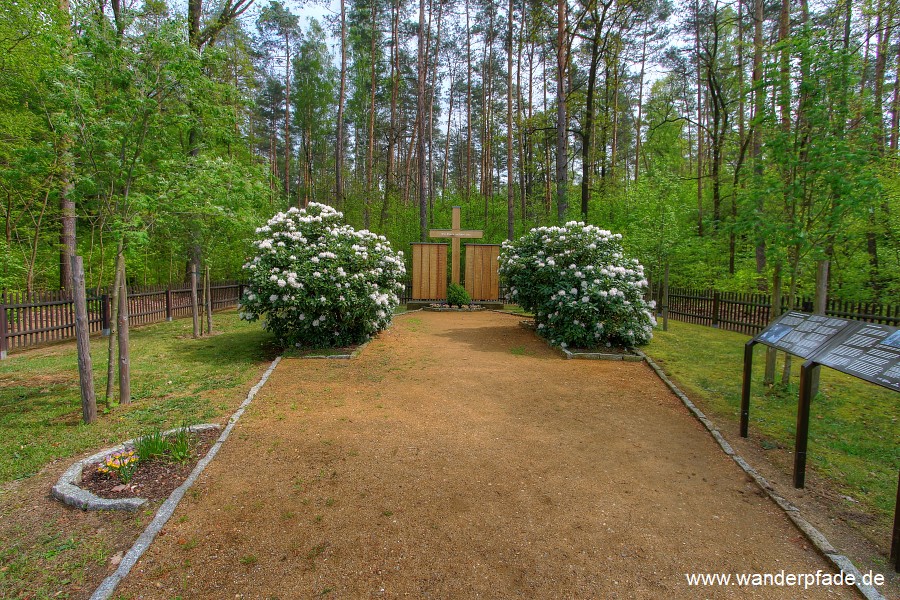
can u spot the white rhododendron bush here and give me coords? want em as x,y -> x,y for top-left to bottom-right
500,222 -> 655,348
240,203 -> 406,348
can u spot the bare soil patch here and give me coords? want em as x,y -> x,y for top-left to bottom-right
81,429 -> 219,501
117,312 -> 861,599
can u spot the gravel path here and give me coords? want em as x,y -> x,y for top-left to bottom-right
116,311 -> 858,599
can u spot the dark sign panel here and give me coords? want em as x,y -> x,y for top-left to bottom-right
814,323 -> 900,392
755,312 -> 854,359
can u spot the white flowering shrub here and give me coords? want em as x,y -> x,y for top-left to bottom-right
240,203 -> 406,348
500,222 -> 655,348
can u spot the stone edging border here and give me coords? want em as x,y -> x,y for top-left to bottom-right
88,355 -> 283,600
633,349 -> 885,600
51,424 -> 222,512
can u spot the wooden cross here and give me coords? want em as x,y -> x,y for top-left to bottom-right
429,206 -> 482,285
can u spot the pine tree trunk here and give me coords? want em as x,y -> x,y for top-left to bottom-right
365,0 -> 377,229
335,0 -> 347,207
417,0 -> 428,240
555,0 -> 568,223
507,0 -> 515,239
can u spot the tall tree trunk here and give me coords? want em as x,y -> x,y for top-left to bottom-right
543,50 -> 552,214
507,0 -> 515,239
336,0 -> 347,207
635,22 -> 648,183
365,0 -> 378,229
466,0 -> 473,199
105,237 -> 124,406
284,31 -> 292,201
517,0 -> 527,218
428,0 -> 443,223
443,67 -> 455,196
116,251 -> 131,405
764,262 -> 782,386
555,0 -> 568,223
752,0 -> 766,288
58,0 -> 75,289
695,0 -> 704,236
417,0 -> 428,240
582,28 -> 600,221
873,0 -> 896,152
892,34 -> 900,149
387,0 -> 401,196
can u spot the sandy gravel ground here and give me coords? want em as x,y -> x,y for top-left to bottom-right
116,311 -> 859,599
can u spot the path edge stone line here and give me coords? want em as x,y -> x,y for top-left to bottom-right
51,424 -> 221,512
633,349 -> 886,600
89,355 -> 283,600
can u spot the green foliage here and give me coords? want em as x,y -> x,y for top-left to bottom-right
240,203 -> 406,348
170,426 -> 190,463
446,283 -> 471,307
500,222 -> 656,348
135,430 -> 168,462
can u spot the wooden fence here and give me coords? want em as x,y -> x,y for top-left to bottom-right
0,281 -> 243,358
664,287 -> 900,335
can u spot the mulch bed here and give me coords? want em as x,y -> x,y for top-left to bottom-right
80,429 -> 219,501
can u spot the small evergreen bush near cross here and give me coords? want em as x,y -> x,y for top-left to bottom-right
499,222 -> 656,348
446,283 -> 471,308
240,203 -> 406,348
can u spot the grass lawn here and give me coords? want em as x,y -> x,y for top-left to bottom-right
0,310 -> 278,484
644,320 -> 900,524
0,311 -> 278,598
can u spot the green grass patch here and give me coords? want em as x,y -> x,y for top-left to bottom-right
0,311 -> 277,483
644,320 -> 900,522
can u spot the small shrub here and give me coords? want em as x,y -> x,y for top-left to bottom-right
500,221 -> 655,348
446,283 -> 471,308
240,203 -> 406,348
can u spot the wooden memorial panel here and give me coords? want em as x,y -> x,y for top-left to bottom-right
411,243 -> 448,300
464,244 -> 500,301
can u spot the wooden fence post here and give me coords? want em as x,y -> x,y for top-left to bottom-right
71,256 -> 97,424
101,293 -> 111,336
712,291 -> 720,328
0,292 -> 8,360
165,286 -> 173,321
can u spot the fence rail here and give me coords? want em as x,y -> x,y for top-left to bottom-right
664,287 -> 900,335
0,281 -> 243,358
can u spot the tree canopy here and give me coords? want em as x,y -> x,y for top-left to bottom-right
3,0 -> 899,304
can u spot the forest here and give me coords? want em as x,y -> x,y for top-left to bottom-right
3,0 -> 900,305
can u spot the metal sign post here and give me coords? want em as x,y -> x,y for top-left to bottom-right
741,311 -> 900,572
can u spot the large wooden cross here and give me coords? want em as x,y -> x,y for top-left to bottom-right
429,206 -> 482,285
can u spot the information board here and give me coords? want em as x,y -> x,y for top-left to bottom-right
813,323 -> 900,392
755,311 -> 855,359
